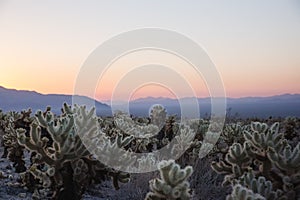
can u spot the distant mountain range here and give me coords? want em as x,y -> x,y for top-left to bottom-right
0,86 -> 112,116
109,94 -> 300,118
1,86 -> 300,118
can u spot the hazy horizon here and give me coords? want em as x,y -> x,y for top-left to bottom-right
1,85 -> 299,103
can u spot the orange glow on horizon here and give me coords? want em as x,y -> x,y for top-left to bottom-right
1,81 -> 300,101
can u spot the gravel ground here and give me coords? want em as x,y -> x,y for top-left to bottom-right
0,156 -> 32,200
0,147 -> 150,200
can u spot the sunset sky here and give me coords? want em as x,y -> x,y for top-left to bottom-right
0,0 -> 299,101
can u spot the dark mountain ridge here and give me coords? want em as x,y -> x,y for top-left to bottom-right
1,86 -> 300,118
0,86 -> 112,116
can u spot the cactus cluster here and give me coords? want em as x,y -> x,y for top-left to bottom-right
0,103 -> 299,199
114,111 -> 159,138
212,121 -> 300,199
16,104 -> 131,199
282,117 -> 300,147
0,109 -> 33,172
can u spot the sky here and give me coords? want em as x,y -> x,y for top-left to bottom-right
0,0 -> 300,101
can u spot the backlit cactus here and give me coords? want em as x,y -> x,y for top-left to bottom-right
238,171 -> 285,199
211,141 -> 252,185
226,184 -> 265,200
267,143 -> 300,199
170,124 -> 195,159
145,160 -> 193,200
16,103 -> 131,199
93,133 -> 135,171
114,111 -> 159,138
1,109 -> 33,172
212,121 -> 300,199
150,104 -> 167,130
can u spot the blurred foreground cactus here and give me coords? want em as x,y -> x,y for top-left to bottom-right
145,160 -> 193,200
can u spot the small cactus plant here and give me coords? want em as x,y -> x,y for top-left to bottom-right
145,160 -> 193,200
226,184 -> 265,200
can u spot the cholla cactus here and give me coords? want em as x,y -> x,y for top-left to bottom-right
184,119 -> 209,141
114,111 -> 159,138
267,143 -> 300,199
0,111 -> 6,159
282,117 -> 299,144
244,122 -> 290,181
268,143 -> 300,173
137,153 -> 159,172
93,133 -> 135,171
17,106 -> 92,168
16,105 -> 97,198
212,122 -> 285,183
150,104 -> 167,130
0,110 -> 4,143
222,123 -> 247,145
145,160 -> 193,200
183,119 -> 222,159
226,184 -> 265,200
17,103 -> 131,199
213,123 -> 248,160
132,137 -> 160,153
211,142 -> 252,185
196,142 -> 214,158
244,122 -> 286,153
238,171 -> 284,199
170,124 -> 195,159
3,122 -> 26,172
212,121 -> 300,199
1,109 -> 33,172
163,115 -> 177,141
